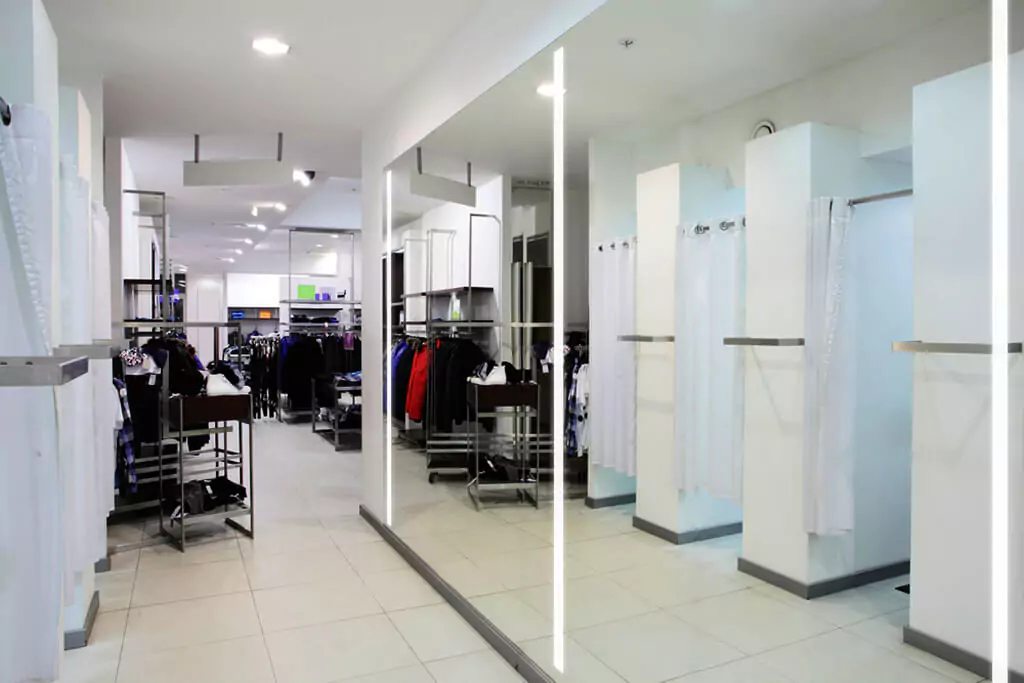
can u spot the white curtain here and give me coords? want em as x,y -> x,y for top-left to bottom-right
0,105 -> 61,683
676,219 -> 746,502
803,198 -> 856,535
590,238 -> 637,476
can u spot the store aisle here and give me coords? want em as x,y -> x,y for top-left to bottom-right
62,421 -> 524,683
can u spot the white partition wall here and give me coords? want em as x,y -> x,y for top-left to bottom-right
904,54 -> 1024,677
739,122 -> 915,596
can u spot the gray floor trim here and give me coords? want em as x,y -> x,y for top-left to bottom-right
632,516 -> 742,546
903,626 -> 1024,682
360,506 -> 554,683
94,555 -> 111,574
63,590 -> 100,650
738,557 -> 911,599
585,493 -> 636,509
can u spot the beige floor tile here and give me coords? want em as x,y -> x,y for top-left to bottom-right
512,575 -> 657,631
572,611 -> 742,683
844,609 -> 984,683
122,592 -> 261,656
265,614 -> 418,683
404,534 -> 469,566
238,519 -> 335,557
106,550 -> 140,574
243,545 -> 357,590
666,657 -> 797,682
116,635 -> 275,683
388,604 -> 489,663
470,592 -> 552,643
339,665 -> 435,683
671,589 -> 835,655
752,581 -> 909,627
566,534 -> 673,573
426,650 -> 523,682
444,525 -> 551,562
137,539 -> 240,573
606,561 -> 748,608
96,572 -> 135,613
341,541 -> 409,576
432,559 -> 507,598
323,517 -> 382,548
253,577 -> 382,632
519,636 -> 627,683
60,610 -> 127,683
129,560 -> 250,607
360,568 -> 444,611
754,629 -> 965,683
472,546 -> 596,591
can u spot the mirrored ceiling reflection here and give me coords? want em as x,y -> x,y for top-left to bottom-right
384,1 -> 1020,681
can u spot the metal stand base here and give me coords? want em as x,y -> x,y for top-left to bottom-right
63,591 -> 100,650
94,555 -> 111,574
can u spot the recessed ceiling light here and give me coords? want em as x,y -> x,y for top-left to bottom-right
218,257 -> 235,263
253,37 -> 290,56
293,169 -> 311,187
275,203 -> 287,212
233,248 -> 244,255
331,235 -> 340,239
251,206 -> 259,217
316,244 -> 323,248
536,82 -> 565,98
243,238 -> 254,245
245,223 -> 268,232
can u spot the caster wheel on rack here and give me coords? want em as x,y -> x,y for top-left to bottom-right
428,472 -> 438,484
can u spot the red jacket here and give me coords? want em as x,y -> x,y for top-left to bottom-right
405,344 -> 432,421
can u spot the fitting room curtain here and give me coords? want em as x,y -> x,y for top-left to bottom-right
803,198 -> 856,535
590,238 -> 637,476
676,219 -> 746,502
0,105 -> 61,683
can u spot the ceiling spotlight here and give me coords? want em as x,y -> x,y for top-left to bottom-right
251,206 -> 259,217
331,235 -> 339,239
293,169 -> 312,187
536,82 -> 565,98
218,257 -> 236,263
275,203 -> 287,212
252,37 -> 290,56
233,248 -> 244,255
243,238 -> 254,245
245,223 -> 268,232
316,244 -> 323,248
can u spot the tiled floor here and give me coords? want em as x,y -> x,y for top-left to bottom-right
390,445 -> 989,683
62,421 -> 521,683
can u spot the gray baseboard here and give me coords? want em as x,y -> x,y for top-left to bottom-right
585,493 -> 636,509
63,590 -> 100,650
360,506 -> 554,683
903,626 -> 1024,682
94,555 -> 111,574
632,516 -> 742,546
738,557 -> 911,600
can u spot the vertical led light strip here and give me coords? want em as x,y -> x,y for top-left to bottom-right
991,2 -> 1009,682
552,46 -> 566,674
386,169 -> 394,527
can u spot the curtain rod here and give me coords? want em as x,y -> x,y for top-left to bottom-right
849,188 -> 913,206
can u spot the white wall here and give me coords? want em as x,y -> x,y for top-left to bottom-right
622,4 -> 1013,185
226,273 -> 281,308
909,53 -> 1024,675
186,274 -> 228,365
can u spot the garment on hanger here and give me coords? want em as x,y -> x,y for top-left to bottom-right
676,219 -> 746,503
406,343 -> 432,421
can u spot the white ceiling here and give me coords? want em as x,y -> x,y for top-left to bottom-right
411,0 -> 977,186
43,0 -> 481,273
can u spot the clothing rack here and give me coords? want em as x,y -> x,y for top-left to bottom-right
311,374 -> 362,451
848,188 -> 913,206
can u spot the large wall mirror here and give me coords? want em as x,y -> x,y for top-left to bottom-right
380,1 -> 1022,680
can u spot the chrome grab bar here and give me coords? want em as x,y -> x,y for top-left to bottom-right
618,335 -> 675,343
723,337 -> 805,347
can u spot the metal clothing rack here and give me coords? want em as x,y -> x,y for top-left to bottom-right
466,382 -> 542,509
311,375 -> 362,451
160,391 -> 254,551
